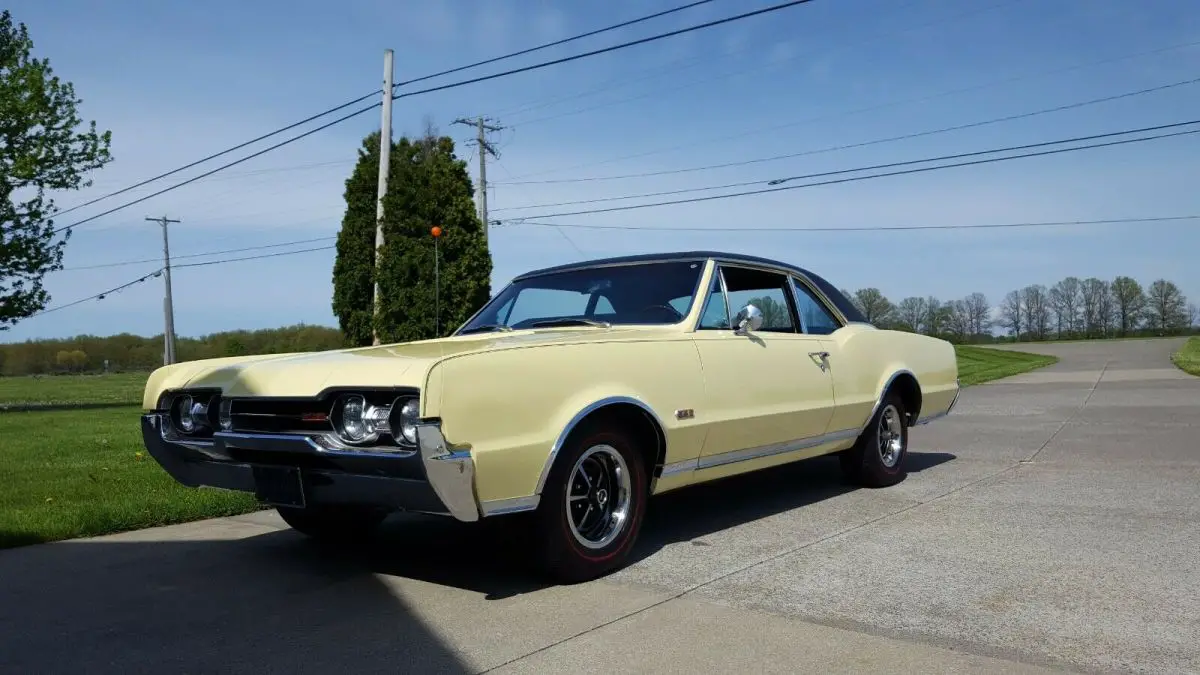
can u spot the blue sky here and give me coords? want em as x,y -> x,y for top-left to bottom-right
5,0 -> 1199,341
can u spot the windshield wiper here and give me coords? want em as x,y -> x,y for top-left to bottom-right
457,324 -> 513,335
528,318 -> 611,329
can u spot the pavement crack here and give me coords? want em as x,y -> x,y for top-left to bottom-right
479,462 -> 1027,674
1022,359 -> 1110,464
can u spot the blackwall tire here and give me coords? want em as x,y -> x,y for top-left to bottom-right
840,390 -> 909,488
534,425 -> 648,584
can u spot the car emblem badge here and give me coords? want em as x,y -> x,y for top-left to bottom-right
675,408 -> 695,420
596,489 -> 608,506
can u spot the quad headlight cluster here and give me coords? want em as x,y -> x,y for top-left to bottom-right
330,393 -> 419,447
157,389 -> 420,449
163,390 -> 224,437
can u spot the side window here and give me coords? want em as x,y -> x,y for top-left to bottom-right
721,266 -> 797,333
697,272 -> 729,329
792,278 -> 841,335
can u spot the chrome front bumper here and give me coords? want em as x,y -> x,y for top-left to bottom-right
140,413 -> 480,522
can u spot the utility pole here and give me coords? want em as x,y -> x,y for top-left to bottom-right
372,48 -> 394,347
145,215 -> 180,365
452,116 -> 503,246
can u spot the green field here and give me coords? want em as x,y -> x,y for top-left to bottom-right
0,371 -> 145,408
954,345 -> 1058,386
0,406 -> 259,549
1171,337 -> 1200,376
0,345 -> 1054,549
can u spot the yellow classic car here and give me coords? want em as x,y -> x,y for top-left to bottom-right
140,251 -> 959,582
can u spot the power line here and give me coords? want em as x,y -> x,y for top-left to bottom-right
173,245 -> 334,268
509,215 -> 1200,233
48,0 -> 817,236
59,235 -> 337,271
499,121 -> 1200,220
50,104 -> 382,236
49,0 -> 717,221
28,245 -> 337,319
495,119 -> 1200,213
390,0 -> 817,102
503,36 -> 1200,181
495,75 -> 1200,186
29,269 -> 164,318
504,0 -> 1024,128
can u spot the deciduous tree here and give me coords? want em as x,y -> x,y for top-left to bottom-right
1110,276 -> 1145,336
1,10 -> 112,328
853,287 -> 894,326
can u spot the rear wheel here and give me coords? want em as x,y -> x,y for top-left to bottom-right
275,504 -> 389,541
534,424 -> 648,583
840,390 -> 908,488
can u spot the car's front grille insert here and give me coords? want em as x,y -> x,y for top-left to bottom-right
227,399 -> 333,434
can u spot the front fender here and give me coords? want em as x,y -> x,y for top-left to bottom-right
422,339 -> 705,506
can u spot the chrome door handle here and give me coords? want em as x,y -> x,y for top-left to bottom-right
809,351 -> 830,371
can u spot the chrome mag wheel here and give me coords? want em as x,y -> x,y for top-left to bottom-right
565,443 -> 632,549
877,403 -> 904,468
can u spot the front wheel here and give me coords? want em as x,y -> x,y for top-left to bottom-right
533,425 -> 648,583
840,391 -> 909,488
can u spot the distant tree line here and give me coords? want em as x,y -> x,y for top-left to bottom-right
2,275 -> 1195,376
0,324 -> 342,376
840,275 -> 1197,343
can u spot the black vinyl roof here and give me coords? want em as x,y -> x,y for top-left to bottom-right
511,250 -> 868,324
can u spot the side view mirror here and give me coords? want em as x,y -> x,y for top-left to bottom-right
734,303 -> 764,335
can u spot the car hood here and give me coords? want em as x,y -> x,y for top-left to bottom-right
142,326 -> 673,407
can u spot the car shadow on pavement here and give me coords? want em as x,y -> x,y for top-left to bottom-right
627,450 -> 956,566
0,532 -> 475,674
298,450 -> 956,599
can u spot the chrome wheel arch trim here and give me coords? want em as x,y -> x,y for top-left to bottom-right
860,369 -> 919,433
534,395 -> 667,498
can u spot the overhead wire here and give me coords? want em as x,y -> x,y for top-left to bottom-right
502,36 -> 1200,181
30,245 -> 339,318
48,0 -> 818,236
495,75 -> 1200,186
495,119 -> 1200,213
505,0 -> 1024,128
29,269 -> 164,318
509,215 -> 1200,233
50,0 -> 718,221
59,235 -> 337,271
499,121 -> 1200,220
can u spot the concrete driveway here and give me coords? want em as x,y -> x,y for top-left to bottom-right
1,338 -> 1197,674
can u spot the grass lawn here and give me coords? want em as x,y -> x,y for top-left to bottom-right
0,406 -> 260,549
0,371 -> 146,407
954,345 -> 1058,386
1170,337 -> 1200,376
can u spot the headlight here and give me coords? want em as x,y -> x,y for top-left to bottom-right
334,394 -> 392,445
332,393 -> 419,446
390,397 -> 420,445
218,398 -> 233,431
174,394 -> 195,432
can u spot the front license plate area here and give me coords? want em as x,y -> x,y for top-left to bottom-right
252,465 -> 306,507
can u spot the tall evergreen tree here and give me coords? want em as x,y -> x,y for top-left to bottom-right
332,129 -> 491,346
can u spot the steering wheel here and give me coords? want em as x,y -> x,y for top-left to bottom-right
640,304 -> 684,322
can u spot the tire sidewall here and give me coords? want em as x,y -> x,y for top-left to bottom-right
537,426 -> 647,581
870,393 -> 908,478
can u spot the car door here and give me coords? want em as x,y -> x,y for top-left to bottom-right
689,263 -> 836,470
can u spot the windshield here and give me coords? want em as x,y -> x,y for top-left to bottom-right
458,260 -> 706,333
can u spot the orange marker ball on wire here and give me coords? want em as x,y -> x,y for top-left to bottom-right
430,226 -> 442,238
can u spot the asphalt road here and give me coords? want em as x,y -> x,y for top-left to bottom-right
1,338 -> 1197,674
